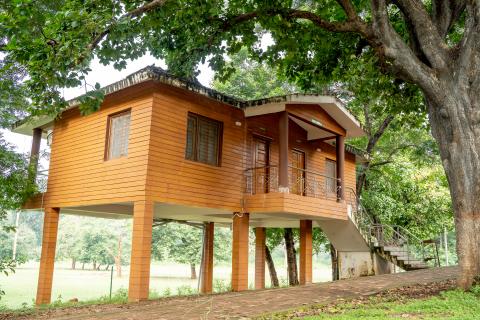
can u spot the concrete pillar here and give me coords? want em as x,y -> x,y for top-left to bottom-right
299,220 -> 313,285
231,212 -> 249,291
278,111 -> 289,192
36,207 -> 60,305
29,128 -> 42,181
254,227 -> 266,289
128,200 -> 153,302
335,135 -> 345,200
200,222 -> 214,294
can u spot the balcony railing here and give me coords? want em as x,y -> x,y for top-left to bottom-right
244,165 -> 340,200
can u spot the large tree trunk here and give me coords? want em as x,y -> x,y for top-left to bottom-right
190,263 -> 197,279
265,245 -> 279,287
283,228 -> 299,286
71,258 -> 76,270
330,244 -> 339,281
426,84 -> 480,289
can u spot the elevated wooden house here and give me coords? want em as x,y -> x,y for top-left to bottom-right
14,66 -> 395,305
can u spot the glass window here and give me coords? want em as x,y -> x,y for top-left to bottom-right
185,113 -> 222,166
106,110 -> 131,160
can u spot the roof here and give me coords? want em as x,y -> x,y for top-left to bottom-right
12,65 -> 364,139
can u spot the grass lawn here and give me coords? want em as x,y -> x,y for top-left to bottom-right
302,290 -> 480,320
0,259 -> 332,309
261,280 -> 480,320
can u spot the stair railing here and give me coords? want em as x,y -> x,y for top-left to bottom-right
344,187 -> 428,267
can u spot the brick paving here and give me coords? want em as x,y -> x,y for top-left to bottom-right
24,266 -> 458,320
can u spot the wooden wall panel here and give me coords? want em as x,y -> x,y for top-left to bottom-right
40,84 -> 155,208
146,84 -> 246,212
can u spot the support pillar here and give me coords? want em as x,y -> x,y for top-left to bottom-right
200,222 -> 214,294
254,227 -> 266,289
335,135 -> 345,200
128,200 -> 153,302
231,212 -> 249,291
299,220 -> 312,285
29,127 -> 42,181
278,111 -> 289,192
36,207 -> 60,305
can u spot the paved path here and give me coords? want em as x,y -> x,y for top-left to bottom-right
27,266 -> 458,320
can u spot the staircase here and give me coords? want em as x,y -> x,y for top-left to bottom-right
345,188 -> 439,272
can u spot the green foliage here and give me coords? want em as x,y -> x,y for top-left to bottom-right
151,223 -> 231,266
212,47 -> 297,99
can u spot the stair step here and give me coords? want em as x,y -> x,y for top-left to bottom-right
383,246 -> 406,252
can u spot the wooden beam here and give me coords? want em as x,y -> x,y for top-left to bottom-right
36,207 -> 60,305
200,222 -> 214,294
128,200 -> 153,302
255,227 -> 266,289
299,220 -> 313,285
278,111 -> 289,192
232,212 -> 249,291
336,135 -> 345,200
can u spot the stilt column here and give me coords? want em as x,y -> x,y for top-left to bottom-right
255,227 -> 266,289
36,207 -> 60,305
200,222 -> 214,294
299,220 -> 313,285
231,212 -> 249,291
128,200 -> 153,302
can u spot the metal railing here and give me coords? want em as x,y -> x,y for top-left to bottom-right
36,169 -> 49,192
244,165 -> 340,201
244,165 -> 279,195
288,166 -> 340,200
345,187 -> 373,243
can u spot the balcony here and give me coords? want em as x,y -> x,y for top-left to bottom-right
243,166 -> 348,220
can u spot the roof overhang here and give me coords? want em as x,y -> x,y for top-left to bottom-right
244,94 -> 365,138
12,115 -> 54,137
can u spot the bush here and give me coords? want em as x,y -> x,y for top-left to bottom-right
213,279 -> 231,293
176,285 -> 196,296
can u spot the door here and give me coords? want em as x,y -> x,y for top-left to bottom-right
325,159 -> 337,196
291,150 -> 305,195
253,137 -> 270,194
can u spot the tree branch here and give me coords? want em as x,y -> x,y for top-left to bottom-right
392,0 -> 449,70
80,0 -> 168,61
371,0 -> 440,100
431,0 -> 466,38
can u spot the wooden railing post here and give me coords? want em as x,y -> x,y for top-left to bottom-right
335,135 -> 345,201
279,111 -> 289,193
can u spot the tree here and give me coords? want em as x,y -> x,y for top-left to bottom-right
2,0 -> 479,288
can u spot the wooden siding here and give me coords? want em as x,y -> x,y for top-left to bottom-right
39,83 -> 155,208
27,80 -> 358,219
145,83 -> 246,212
244,193 -> 348,220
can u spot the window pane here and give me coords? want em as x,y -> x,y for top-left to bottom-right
185,116 -> 196,160
108,111 -> 131,160
185,113 -> 221,166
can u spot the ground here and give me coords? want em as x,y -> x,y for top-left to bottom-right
0,266 -> 461,320
0,260 -> 331,308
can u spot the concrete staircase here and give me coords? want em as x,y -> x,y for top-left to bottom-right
319,188 -> 436,277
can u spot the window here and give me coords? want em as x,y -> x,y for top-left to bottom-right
185,113 -> 222,166
325,159 -> 337,194
106,110 -> 131,160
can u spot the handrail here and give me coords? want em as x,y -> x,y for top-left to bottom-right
244,164 -> 278,172
288,165 -> 341,182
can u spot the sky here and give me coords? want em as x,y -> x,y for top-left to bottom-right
1,54 -> 215,156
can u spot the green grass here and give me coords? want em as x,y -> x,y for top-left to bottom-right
272,288 -> 480,320
0,260 -> 332,309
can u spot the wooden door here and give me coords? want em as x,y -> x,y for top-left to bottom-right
291,150 -> 305,195
253,137 -> 270,194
